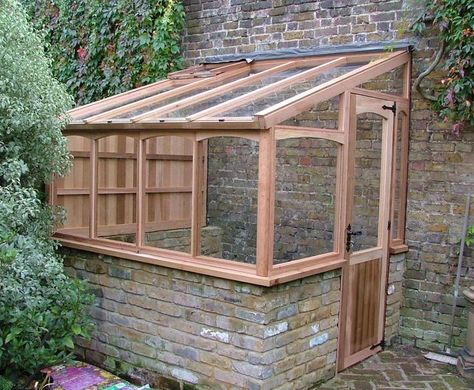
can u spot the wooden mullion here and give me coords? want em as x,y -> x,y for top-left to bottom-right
85,66 -> 251,123
90,139 -> 98,238
132,61 -> 297,122
191,139 -> 203,256
256,128 -> 276,277
188,57 -> 347,121
257,51 -> 410,128
136,138 -> 145,248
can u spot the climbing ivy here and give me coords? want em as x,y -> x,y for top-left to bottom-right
22,0 -> 185,105
411,0 -> 474,135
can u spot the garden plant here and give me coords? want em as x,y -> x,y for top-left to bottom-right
0,0 -> 94,387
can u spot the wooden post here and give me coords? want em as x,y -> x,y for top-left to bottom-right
136,138 -> 145,248
256,128 -> 276,277
337,91 -> 357,371
191,138 -> 203,257
90,139 -> 98,238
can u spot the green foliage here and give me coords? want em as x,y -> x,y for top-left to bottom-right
0,376 -> 14,390
22,0 -> 186,105
0,0 -> 94,384
465,224 -> 474,247
412,0 -> 474,135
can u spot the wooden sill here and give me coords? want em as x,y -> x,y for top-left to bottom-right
56,235 -> 346,287
389,244 -> 409,254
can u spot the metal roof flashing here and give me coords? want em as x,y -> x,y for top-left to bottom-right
200,41 -> 414,65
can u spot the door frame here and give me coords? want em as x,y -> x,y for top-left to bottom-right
337,91 -> 396,371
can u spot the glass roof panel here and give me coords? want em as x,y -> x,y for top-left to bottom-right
155,67 -> 315,119
72,84 -> 174,120
213,64 -> 364,118
108,69 -> 260,120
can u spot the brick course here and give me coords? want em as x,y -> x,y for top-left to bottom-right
63,248 -> 342,389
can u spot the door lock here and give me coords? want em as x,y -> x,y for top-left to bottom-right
346,224 -> 362,252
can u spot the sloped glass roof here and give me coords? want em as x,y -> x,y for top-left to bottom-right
68,49 -> 409,130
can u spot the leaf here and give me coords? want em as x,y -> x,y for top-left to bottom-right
63,336 -> 75,349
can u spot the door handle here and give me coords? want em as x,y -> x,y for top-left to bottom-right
346,224 -> 362,252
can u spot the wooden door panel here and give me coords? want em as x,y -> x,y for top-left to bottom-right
349,258 -> 381,354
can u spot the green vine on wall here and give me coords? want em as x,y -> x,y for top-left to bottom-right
411,0 -> 474,135
22,0 -> 185,106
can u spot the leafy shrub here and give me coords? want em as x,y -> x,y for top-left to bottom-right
411,0 -> 474,135
0,0 -> 94,384
22,0 -> 186,105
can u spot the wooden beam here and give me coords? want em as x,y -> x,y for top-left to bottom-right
131,61 -> 296,122
84,65 -> 252,123
350,87 -> 409,105
336,91 -> 356,372
257,51 -> 410,128
256,128 -> 276,277
188,57 -> 347,121
274,125 -> 344,144
271,252 -> 340,272
65,119 -> 262,131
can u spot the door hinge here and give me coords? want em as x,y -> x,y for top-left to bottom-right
382,102 -> 397,114
388,220 -> 391,230
370,339 -> 385,350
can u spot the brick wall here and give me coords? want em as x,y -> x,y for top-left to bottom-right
64,248 -> 341,389
182,0 -> 474,354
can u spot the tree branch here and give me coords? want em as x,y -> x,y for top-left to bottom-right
413,40 -> 446,102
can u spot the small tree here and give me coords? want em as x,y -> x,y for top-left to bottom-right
0,0 -> 94,386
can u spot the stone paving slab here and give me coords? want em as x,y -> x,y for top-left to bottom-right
316,346 -> 474,390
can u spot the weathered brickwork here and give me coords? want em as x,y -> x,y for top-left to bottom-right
183,0 -> 406,63
63,248 -> 341,389
385,253 -> 405,346
182,0 -> 474,353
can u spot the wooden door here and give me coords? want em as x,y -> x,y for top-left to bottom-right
338,93 -> 396,370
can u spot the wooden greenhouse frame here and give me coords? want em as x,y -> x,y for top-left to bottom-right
51,48 -> 411,290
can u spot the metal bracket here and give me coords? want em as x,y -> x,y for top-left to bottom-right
382,102 -> 397,114
370,339 -> 385,350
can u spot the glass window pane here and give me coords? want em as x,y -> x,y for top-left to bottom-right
351,113 -> 384,251
109,69 -> 263,120
72,85 -> 173,120
274,137 -> 337,263
281,95 -> 340,129
158,67 -> 315,119
56,136 -> 91,237
203,137 -> 259,263
97,136 -> 137,243
215,64 -> 363,118
391,111 -> 407,241
359,66 -> 404,96
143,136 -> 194,254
